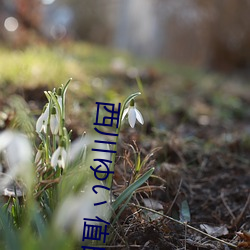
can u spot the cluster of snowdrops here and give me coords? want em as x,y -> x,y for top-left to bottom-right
0,80 -> 153,249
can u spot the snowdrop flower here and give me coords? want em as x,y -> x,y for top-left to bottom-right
50,106 -> 59,135
54,180 -> 111,238
122,99 -> 144,128
0,130 -> 33,190
36,103 -> 50,133
51,142 -> 67,169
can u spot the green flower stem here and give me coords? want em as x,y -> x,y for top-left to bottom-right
52,134 -> 56,152
63,127 -> 70,150
48,92 -> 63,136
61,78 -> 72,127
44,139 -> 49,166
44,95 -> 53,164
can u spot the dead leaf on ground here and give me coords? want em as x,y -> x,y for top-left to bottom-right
237,231 -> 250,248
200,224 -> 229,237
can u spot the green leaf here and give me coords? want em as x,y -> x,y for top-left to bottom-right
179,199 -> 191,222
0,208 -> 21,250
135,152 -> 141,173
111,192 -> 133,225
62,78 -> 72,98
112,167 -> 154,211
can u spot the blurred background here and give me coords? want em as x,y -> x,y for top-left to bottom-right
1,0 -> 250,73
0,2 -> 250,249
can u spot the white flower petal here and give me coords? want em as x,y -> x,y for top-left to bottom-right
44,104 -> 50,118
50,114 -> 59,135
122,107 -> 129,120
60,148 -> 67,169
36,113 -> 45,133
51,147 -> 61,168
61,148 -> 67,161
58,159 -> 64,169
122,101 -> 144,128
57,96 -> 63,111
5,133 -> 32,170
0,130 -> 13,151
42,122 -> 48,133
36,104 -> 50,134
51,147 -> 67,169
0,131 -> 33,191
135,109 -> 144,125
128,107 -> 136,128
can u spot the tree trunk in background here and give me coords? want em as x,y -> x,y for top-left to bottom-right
203,0 -> 250,71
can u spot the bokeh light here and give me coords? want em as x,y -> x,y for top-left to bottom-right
4,17 -> 19,32
50,24 -> 67,40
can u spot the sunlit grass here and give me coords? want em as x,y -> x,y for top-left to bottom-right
0,42 -> 206,87
0,44 -> 85,87
0,41 -> 247,129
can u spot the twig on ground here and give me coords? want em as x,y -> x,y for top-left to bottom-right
105,244 -> 141,248
129,203 -> 238,249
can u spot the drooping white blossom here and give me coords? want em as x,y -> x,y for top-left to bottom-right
36,103 -> 50,133
51,145 -> 67,169
50,106 -> 59,135
122,99 -> 144,128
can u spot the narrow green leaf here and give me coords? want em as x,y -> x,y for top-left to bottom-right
111,192 -> 133,225
62,78 -> 72,98
136,77 -> 144,97
112,167 -> 154,211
